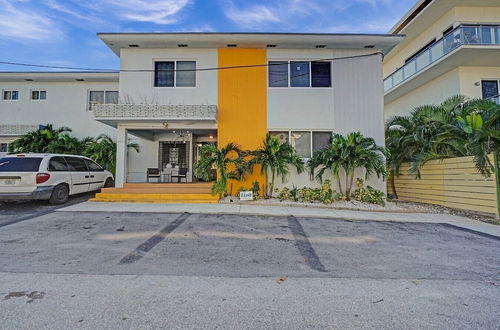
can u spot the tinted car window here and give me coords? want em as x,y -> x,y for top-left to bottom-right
84,159 -> 103,172
48,157 -> 68,171
65,157 -> 88,172
0,157 -> 42,172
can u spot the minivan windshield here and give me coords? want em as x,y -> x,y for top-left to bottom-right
0,157 -> 43,172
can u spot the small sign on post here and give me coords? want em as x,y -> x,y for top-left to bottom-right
239,191 -> 253,201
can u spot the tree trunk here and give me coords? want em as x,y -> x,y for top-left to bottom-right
346,170 -> 354,201
390,172 -> 398,199
268,170 -> 276,198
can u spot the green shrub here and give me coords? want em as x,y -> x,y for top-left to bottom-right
278,187 -> 292,201
299,187 -> 319,203
352,178 -> 386,206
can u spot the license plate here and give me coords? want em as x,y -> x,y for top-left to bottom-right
1,179 -> 17,185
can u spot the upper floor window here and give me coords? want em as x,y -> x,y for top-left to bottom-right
268,61 -> 331,88
154,61 -> 196,87
88,90 -> 118,110
3,90 -> 18,100
31,90 -> 47,100
0,143 -> 8,153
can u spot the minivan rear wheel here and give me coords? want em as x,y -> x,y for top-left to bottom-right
49,184 -> 69,205
104,177 -> 115,188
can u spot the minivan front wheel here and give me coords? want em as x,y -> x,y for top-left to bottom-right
49,184 -> 69,205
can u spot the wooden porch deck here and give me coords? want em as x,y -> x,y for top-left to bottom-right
91,182 -> 219,203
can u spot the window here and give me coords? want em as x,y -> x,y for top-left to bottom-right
65,157 -> 88,172
312,132 -> 331,152
291,131 -> 311,158
268,61 -> 288,87
268,61 -> 331,88
290,61 -> 310,87
269,131 -> 289,144
154,61 -> 196,87
311,62 -> 332,87
0,143 -> 8,152
482,80 -> 499,99
0,157 -> 42,172
270,130 -> 332,158
84,159 -> 103,172
48,157 -> 68,171
31,90 -> 47,100
88,90 -> 119,110
3,90 -> 19,100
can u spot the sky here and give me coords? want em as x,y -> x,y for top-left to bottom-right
0,0 -> 417,72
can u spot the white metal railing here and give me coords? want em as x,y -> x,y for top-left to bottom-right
486,95 -> 500,105
92,104 -> 217,121
384,25 -> 500,92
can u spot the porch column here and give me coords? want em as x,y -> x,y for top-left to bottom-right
188,133 -> 194,182
115,125 -> 128,188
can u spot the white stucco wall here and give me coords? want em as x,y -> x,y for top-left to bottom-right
0,80 -> 117,139
384,68 -> 462,119
119,48 -> 217,106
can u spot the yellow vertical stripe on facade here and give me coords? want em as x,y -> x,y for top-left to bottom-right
218,48 -> 267,195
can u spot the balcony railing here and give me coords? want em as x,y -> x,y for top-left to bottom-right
92,104 -> 217,121
384,25 -> 500,92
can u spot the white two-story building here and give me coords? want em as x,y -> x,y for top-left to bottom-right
1,33 -> 402,196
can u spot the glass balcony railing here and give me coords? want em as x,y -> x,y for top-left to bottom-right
384,25 -> 500,92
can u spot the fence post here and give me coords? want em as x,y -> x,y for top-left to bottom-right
495,152 -> 500,220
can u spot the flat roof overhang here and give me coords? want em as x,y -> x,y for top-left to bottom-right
97,32 -> 404,57
0,72 -> 118,83
384,45 -> 500,104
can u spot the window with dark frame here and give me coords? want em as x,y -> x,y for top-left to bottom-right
481,80 -> 499,99
31,90 -> 47,100
0,143 -> 8,152
268,61 -> 331,88
3,90 -> 19,100
154,61 -> 196,87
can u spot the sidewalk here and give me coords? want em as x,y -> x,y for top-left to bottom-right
57,202 -> 500,239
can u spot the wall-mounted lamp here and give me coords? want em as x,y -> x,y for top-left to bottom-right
474,81 -> 481,86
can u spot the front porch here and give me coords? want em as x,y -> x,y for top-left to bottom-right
92,182 -> 219,203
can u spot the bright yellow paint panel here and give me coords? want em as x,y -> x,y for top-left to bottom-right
218,48 -> 267,195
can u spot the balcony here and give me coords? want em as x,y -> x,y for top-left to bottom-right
92,104 -> 218,126
384,25 -> 500,93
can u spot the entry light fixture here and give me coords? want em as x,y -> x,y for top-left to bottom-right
75,78 -> 85,81
315,44 -> 326,48
24,79 -> 33,81
266,44 -> 277,48
209,135 -> 214,140
178,44 -> 188,47
364,45 -> 375,48
128,44 -> 139,48
227,44 -> 238,48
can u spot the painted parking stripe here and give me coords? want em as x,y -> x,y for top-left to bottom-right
287,215 -> 327,272
119,212 -> 190,264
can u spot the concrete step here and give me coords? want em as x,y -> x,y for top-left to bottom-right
91,192 -> 219,204
101,187 -> 213,194
123,183 -> 212,189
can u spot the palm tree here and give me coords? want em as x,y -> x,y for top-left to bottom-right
248,134 -> 304,198
194,143 -> 248,198
8,124 -> 77,154
309,132 -> 387,200
83,134 -> 139,175
385,95 -> 500,178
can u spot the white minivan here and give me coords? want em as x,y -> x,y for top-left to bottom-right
0,154 -> 114,204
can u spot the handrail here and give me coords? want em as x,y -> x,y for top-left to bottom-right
384,24 -> 500,92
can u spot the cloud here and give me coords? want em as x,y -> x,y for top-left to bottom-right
224,1 -> 280,28
100,0 -> 191,24
0,0 -> 62,41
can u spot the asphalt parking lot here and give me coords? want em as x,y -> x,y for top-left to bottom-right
0,207 -> 499,329
0,210 -> 498,279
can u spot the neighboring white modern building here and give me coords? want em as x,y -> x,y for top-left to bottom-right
383,0 -> 500,119
1,32 -> 403,194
